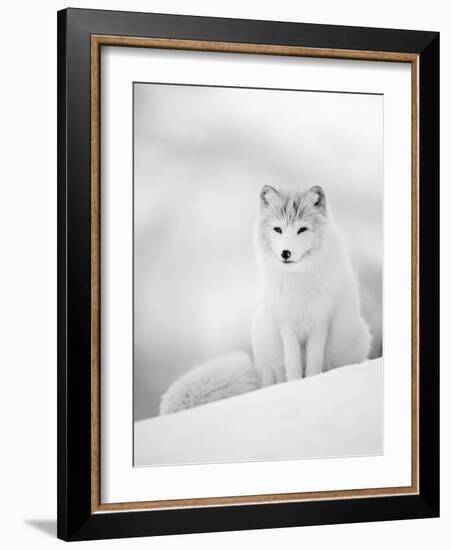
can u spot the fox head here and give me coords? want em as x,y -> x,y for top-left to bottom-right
256,185 -> 329,271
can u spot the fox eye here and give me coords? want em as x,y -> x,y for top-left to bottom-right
273,227 -> 282,234
297,227 -> 308,234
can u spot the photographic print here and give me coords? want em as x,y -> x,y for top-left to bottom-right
58,11 -> 439,539
133,82 -> 383,467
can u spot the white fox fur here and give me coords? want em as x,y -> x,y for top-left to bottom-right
252,185 -> 371,384
159,352 -> 258,415
160,185 -> 371,415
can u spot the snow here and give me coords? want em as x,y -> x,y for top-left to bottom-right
134,358 -> 383,466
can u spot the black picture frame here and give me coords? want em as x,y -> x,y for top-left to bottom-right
57,7 -> 439,542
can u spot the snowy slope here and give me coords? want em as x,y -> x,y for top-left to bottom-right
134,358 -> 383,466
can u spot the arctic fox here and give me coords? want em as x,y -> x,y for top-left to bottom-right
252,184 -> 371,385
159,185 -> 371,415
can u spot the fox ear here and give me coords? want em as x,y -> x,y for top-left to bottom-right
260,185 -> 280,207
307,186 -> 326,212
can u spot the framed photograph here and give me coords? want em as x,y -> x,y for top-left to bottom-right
57,8 -> 439,541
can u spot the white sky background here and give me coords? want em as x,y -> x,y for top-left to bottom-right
134,84 -> 383,420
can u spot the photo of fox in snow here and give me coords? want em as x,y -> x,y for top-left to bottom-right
133,82 -> 383,466
160,184 -> 371,414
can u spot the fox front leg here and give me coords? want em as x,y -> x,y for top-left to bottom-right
305,323 -> 328,377
280,323 -> 303,381
252,309 -> 285,387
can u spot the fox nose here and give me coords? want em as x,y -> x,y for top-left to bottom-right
281,250 -> 291,260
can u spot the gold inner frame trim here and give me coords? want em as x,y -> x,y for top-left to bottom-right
90,34 -> 420,514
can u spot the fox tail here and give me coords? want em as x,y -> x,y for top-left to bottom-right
159,351 -> 260,415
